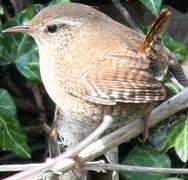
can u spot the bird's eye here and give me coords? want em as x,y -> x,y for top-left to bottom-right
47,24 -> 58,33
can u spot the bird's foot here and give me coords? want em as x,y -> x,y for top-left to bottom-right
142,110 -> 151,143
72,155 -> 85,177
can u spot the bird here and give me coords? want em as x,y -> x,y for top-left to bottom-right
3,3 -> 185,142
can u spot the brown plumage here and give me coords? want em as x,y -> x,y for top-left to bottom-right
3,3 -> 174,128
139,8 -> 172,53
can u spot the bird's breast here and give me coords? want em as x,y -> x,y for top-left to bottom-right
39,54 -> 61,105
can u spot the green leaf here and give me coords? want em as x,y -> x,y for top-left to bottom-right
139,0 -> 163,16
173,119 -> 188,163
49,0 -> 70,5
121,145 -> 171,180
165,82 -> 181,95
162,32 -> 187,63
157,117 -> 188,162
0,4 -> 43,81
0,6 -> 4,15
0,89 -> 31,159
15,44 -> 40,81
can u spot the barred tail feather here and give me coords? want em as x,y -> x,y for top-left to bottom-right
139,8 -> 172,53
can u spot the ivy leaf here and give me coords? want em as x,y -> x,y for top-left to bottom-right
165,82 -> 181,95
121,145 -> 171,180
156,117 -> 188,162
0,6 -> 4,15
15,45 -> 40,81
0,4 -> 43,81
162,32 -> 187,63
139,0 -> 163,16
169,119 -> 188,163
0,89 -> 31,159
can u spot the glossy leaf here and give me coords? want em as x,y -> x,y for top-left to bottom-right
162,32 -> 187,63
156,117 -> 188,162
173,119 -> 188,163
15,45 -> 40,81
139,0 -> 163,16
0,6 -> 4,15
121,145 -> 171,180
0,4 -> 43,81
165,82 -> 181,95
0,89 -> 31,159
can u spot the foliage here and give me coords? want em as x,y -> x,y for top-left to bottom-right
139,0 -> 163,15
0,89 -> 31,158
0,0 -> 71,159
0,4 -> 43,81
162,32 -> 187,63
140,0 -> 188,165
120,1 -> 188,179
121,145 -> 171,180
0,1 -> 187,179
0,6 -> 4,15
0,4 -> 45,158
151,117 -> 188,162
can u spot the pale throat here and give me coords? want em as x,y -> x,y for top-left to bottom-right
39,46 -> 59,102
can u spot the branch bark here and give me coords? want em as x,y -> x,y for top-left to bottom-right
85,161 -> 188,174
4,87 -> 188,180
2,161 -> 188,175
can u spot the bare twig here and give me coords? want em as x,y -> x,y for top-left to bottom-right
29,82 -> 50,135
111,0 -> 140,32
3,161 -> 188,175
10,0 -> 31,12
4,88 -> 188,180
4,73 -> 25,98
85,162 -> 188,174
15,98 -> 38,113
0,164 -> 41,172
62,114 -> 114,157
4,115 -> 114,179
24,125 -> 44,136
9,0 -> 19,12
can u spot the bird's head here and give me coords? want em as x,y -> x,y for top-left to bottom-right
3,3 -> 109,54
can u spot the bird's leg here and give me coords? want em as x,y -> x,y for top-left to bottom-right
142,111 -> 150,143
72,155 -> 85,177
142,104 -> 156,143
62,108 -> 114,176
48,107 -> 61,158
104,147 -> 119,180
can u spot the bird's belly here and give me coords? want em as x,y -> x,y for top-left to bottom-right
59,94 -> 152,129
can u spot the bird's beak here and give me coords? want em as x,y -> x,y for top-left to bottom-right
2,24 -> 31,33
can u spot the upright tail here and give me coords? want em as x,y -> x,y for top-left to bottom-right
139,8 -> 172,53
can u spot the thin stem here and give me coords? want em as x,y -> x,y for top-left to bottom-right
4,88 -> 188,180
85,162 -> 188,174
2,161 -> 188,175
111,0 -> 140,32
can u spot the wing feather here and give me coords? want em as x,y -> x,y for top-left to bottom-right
61,50 -> 166,105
